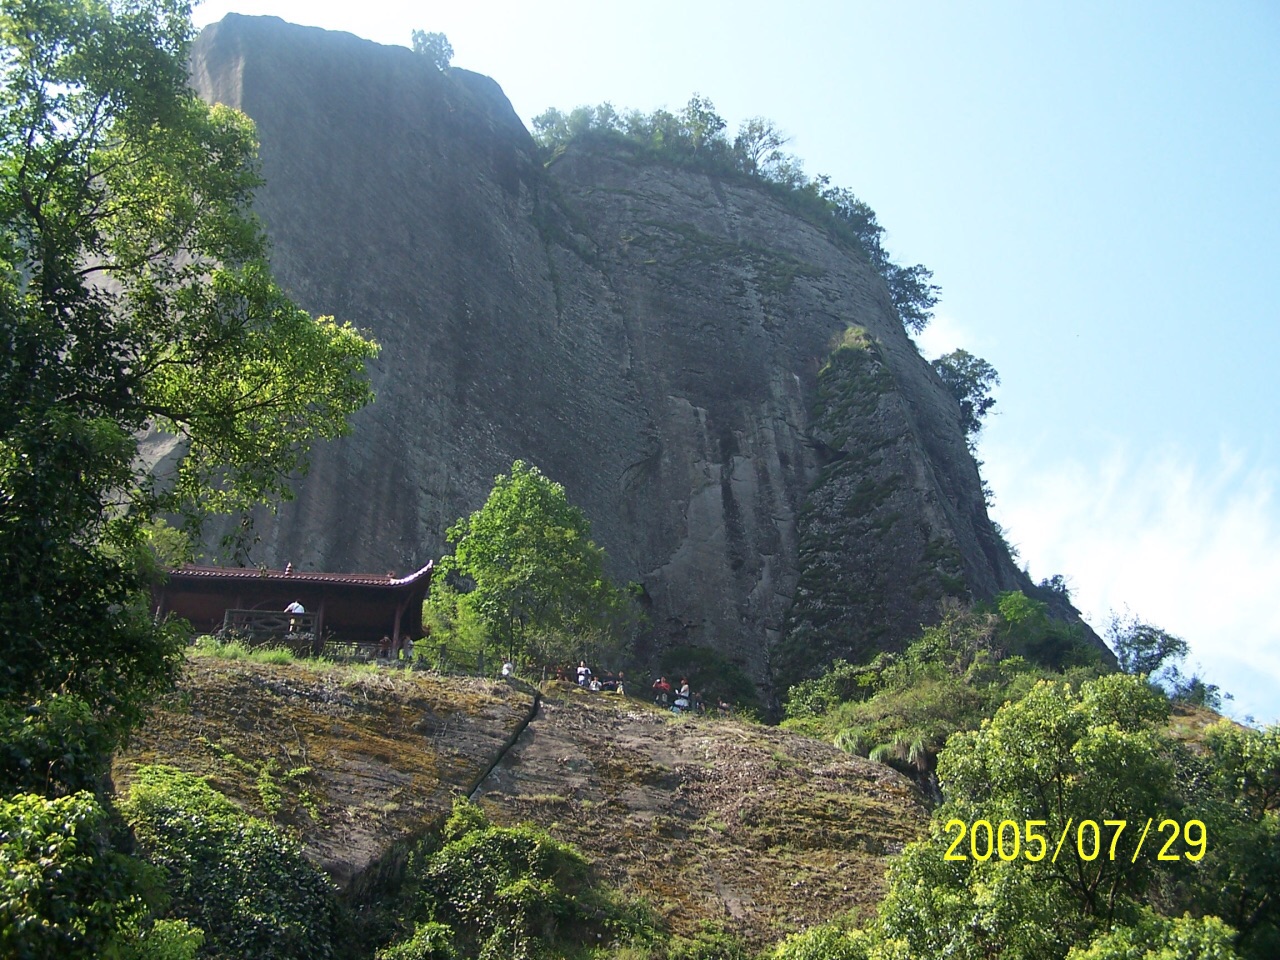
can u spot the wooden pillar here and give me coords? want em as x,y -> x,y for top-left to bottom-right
392,598 -> 405,658
314,600 -> 326,656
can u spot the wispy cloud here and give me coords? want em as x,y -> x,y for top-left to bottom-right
910,309 -> 971,360
983,442 -> 1280,725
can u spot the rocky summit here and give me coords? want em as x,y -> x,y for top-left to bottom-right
186,15 -> 1074,698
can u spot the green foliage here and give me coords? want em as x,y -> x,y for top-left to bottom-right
430,461 -> 638,670
1105,611 -> 1224,707
117,919 -> 205,960
857,675 -> 1257,960
530,97 -> 939,334
665,920 -> 754,960
0,695 -> 113,797
1065,910 -> 1240,960
783,596 -> 1106,773
121,765 -> 341,960
389,798 -> 656,960
376,921 -> 457,960
0,790 -> 160,959
410,29 -> 452,69
930,348 -> 1000,447
0,0 -> 377,766
783,676 -> 1275,960
1177,723 -> 1280,957
769,916 -> 871,960
1107,611 -> 1190,678
421,578 -> 490,673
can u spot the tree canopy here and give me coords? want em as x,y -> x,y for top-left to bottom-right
531,95 -> 940,334
410,28 -> 452,69
428,461 -> 636,670
0,0 -> 377,767
931,348 -> 1000,446
773,669 -> 1279,960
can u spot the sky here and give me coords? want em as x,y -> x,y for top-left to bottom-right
191,0 -> 1279,724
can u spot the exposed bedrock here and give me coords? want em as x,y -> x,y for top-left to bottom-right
190,15 -> 1088,700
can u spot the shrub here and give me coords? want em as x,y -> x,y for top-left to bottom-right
0,695 -> 114,797
0,791 -> 158,958
121,765 -> 340,960
390,798 -> 656,960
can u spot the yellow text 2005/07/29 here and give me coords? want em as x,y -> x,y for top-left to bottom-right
942,818 -> 1207,864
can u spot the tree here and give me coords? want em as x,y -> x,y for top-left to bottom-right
430,461 -> 636,668
1104,611 -> 1225,707
1107,611 -> 1190,677
0,0 -> 377,758
410,29 -> 452,69
678,93 -> 727,154
931,348 -> 1000,446
733,116 -> 789,176
870,675 -> 1179,958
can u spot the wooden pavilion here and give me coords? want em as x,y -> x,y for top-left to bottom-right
153,561 -> 434,657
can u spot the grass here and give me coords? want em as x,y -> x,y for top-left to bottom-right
191,634 -> 301,665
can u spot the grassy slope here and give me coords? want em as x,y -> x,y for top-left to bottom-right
478,683 -> 929,948
113,658 -> 929,947
112,655 -> 536,887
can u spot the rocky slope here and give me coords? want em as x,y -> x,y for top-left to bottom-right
113,657 -> 929,946
186,15 -> 1068,697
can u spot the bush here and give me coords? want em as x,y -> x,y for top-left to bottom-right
0,695 -> 114,797
389,798 -> 656,960
0,791 -> 158,959
121,765 -> 341,960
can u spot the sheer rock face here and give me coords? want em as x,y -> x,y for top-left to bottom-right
190,15 -> 1039,697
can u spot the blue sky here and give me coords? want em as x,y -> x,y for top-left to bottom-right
192,0 -> 1280,724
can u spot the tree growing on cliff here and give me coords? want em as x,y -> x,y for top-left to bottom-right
931,348 -> 1000,446
430,461 -> 636,669
410,29 -> 452,69
0,0 -> 378,769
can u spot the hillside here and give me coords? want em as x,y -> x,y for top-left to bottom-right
170,14 -> 1099,698
113,656 -> 929,946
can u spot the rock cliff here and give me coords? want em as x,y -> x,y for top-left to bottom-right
189,15 -> 1059,697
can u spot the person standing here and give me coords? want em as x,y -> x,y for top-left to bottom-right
284,599 -> 305,633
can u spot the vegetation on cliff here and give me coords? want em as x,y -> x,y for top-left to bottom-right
531,97 -> 940,335
768,673 -> 1279,960
782,591 -> 1109,778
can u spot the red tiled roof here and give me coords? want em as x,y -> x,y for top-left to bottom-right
165,561 -> 434,589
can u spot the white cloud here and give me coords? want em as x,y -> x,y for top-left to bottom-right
910,309 -> 971,360
983,442 -> 1280,725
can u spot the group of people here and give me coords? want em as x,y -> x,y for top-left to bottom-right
507,659 -> 732,716
561,661 -> 626,694
651,676 -> 731,716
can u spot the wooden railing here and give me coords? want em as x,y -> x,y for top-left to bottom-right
221,609 -> 317,647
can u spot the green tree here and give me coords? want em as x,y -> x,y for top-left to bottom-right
1184,723 -> 1280,957
410,29 -> 452,69
931,348 -> 1000,445
430,461 -> 636,668
0,0 -> 377,757
1107,611 -> 1189,678
1066,910 -> 1240,960
733,116 -> 789,176
870,675 -> 1176,958
1106,611 -> 1225,707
